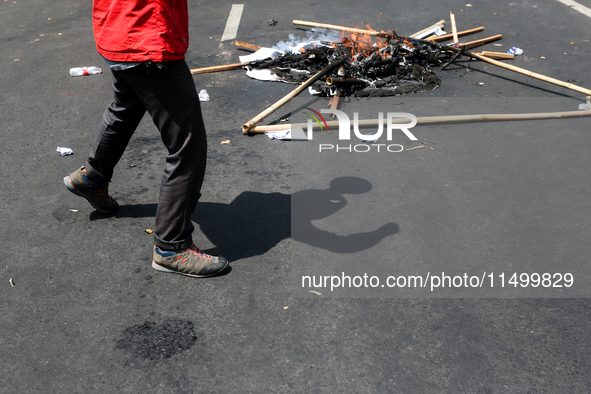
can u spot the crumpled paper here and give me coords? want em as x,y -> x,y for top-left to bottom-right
265,127 -> 310,141
57,146 -> 73,156
198,89 -> 210,102
266,129 -> 292,140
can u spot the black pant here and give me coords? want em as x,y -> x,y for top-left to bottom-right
85,60 -> 207,251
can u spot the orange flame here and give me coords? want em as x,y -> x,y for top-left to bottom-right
339,23 -> 394,62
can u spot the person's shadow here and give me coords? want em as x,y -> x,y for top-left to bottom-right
94,177 -> 398,261
291,177 -> 399,253
192,192 -> 290,261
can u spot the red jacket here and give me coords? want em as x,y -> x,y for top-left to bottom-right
93,0 -> 189,62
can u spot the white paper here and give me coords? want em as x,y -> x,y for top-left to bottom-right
265,127 -> 311,141
239,48 -> 285,65
57,146 -> 73,156
266,129 -> 292,139
415,26 -> 447,40
198,89 -> 210,101
245,68 -> 282,81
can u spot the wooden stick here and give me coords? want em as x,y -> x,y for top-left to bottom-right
249,109 -> 591,133
448,47 -> 591,96
293,20 -> 383,36
450,12 -> 459,44
459,34 -> 503,50
242,58 -> 346,134
426,26 -> 484,42
234,41 -> 262,51
327,93 -> 340,119
475,51 -> 514,60
409,20 -> 446,38
190,63 -> 243,75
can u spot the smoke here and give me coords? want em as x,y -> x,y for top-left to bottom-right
271,28 -> 341,53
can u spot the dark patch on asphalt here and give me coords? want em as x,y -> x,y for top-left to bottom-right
115,319 -> 199,360
52,205 -> 78,222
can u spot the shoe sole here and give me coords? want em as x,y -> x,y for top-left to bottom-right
63,176 -> 118,214
152,260 -> 229,278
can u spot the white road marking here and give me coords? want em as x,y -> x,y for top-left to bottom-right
220,4 -> 244,43
556,0 -> 591,19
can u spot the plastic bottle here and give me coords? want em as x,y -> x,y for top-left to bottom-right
507,47 -> 524,56
69,66 -> 102,77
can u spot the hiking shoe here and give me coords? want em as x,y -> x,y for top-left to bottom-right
152,245 -> 229,277
64,167 -> 119,213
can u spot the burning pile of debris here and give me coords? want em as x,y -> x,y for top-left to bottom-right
185,17 -> 591,134
245,33 -> 443,97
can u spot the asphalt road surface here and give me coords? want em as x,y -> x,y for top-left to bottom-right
2,0 -> 591,392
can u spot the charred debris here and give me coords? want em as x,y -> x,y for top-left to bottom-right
245,34 -> 445,97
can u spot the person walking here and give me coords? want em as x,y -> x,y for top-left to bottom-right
64,0 -> 228,278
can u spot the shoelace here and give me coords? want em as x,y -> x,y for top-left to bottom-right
188,244 -> 213,260
95,181 -> 111,196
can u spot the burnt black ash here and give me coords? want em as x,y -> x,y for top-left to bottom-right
246,36 -> 444,97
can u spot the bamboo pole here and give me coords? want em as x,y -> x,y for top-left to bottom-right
190,63 -> 243,75
459,34 -> 503,50
409,20 -> 446,38
452,49 -> 591,96
242,58 -> 346,134
326,77 -> 366,86
293,19 -> 383,36
427,26 -> 485,42
475,51 -> 514,60
450,12 -> 459,43
234,41 -> 262,51
248,109 -> 591,133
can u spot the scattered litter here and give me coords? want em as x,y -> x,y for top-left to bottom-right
330,199 -> 340,203
267,19 -> 278,27
405,145 -> 426,151
9,278 -> 15,287
284,306 -> 289,309
493,43 -> 503,46
239,48 -> 284,65
145,229 -> 154,234
567,79 -> 578,82
309,290 -> 322,296
220,140 -> 231,144
70,66 -> 101,76
265,128 -> 307,140
507,47 -> 523,55
69,209 -> 78,212
541,56 -> 546,59
198,89 -> 210,102
57,146 -> 73,156
414,26 -> 447,40
466,3 -> 472,6
14,59 -> 20,62
130,164 -> 137,167
478,82 -> 485,85
570,42 -> 575,45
